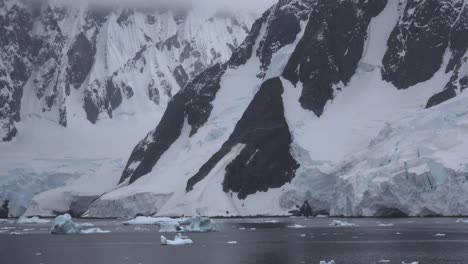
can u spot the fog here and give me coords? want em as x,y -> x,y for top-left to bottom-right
41,0 -> 278,13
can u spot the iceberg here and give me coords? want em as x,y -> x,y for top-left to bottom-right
51,214 -> 111,234
320,260 -> 336,264
160,233 -> 193,246
50,214 -> 81,234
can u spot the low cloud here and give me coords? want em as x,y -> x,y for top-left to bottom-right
47,0 -> 277,13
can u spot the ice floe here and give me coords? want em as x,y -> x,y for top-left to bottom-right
160,233 -> 193,246
123,216 -> 217,233
17,216 -> 51,224
377,223 -> 394,227
286,224 -> 306,228
80,228 -> 111,234
329,220 -> 357,227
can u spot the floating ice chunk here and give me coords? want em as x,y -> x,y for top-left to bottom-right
35,252 -> 42,256
123,216 -> 217,233
263,220 -> 279,223
227,241 -> 237,244
402,262 -> 418,264
9,232 -> 23,235
81,228 -> 110,234
238,227 -> 246,230
456,218 -> 468,223
329,220 -> 357,227
22,228 -> 34,231
433,233 -> 446,237
316,215 -> 329,218
17,216 -> 51,224
300,233 -> 306,237
319,260 -> 335,264
50,214 -> 81,234
250,228 -> 256,230
377,260 -> 390,263
180,216 -> 217,232
395,232 -> 402,235
160,233 -> 193,246
123,216 -> 172,225
287,224 -> 306,228
79,223 -> 95,227
378,223 -> 394,227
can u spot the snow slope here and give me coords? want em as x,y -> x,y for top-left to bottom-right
0,0 -> 257,217
88,0 -> 468,217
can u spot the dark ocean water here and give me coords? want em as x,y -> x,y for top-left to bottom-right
1,217 -> 467,264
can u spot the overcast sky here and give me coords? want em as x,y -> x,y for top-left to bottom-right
86,0 -> 278,13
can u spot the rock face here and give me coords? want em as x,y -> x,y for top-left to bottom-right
0,200 -> 9,218
0,0 -> 254,141
0,0 -> 32,141
85,0 -> 468,218
283,0 -> 387,116
382,0 -> 464,89
186,77 -> 299,199
426,4 -> 468,108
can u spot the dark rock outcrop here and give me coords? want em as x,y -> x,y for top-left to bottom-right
283,0 -> 386,116
0,200 -> 9,219
426,4 -> 468,108
186,78 -> 299,199
0,3 -> 33,141
382,0 -> 464,89
66,33 -> 96,90
120,93 -> 187,184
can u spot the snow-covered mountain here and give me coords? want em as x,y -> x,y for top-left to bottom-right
85,0 -> 468,218
0,0 -> 254,141
3,0 -> 468,218
0,0 -> 256,216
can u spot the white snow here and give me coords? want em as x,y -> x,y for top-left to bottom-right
160,233 -> 193,246
16,216 -> 51,224
329,220 -> 357,227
